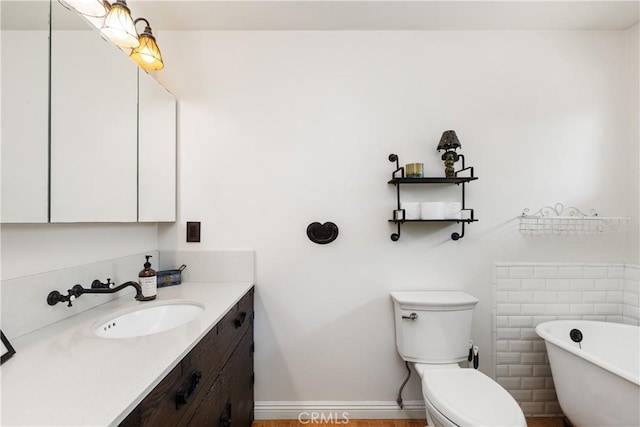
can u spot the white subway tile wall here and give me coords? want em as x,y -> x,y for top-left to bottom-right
492,263 -> 640,416
624,265 -> 640,325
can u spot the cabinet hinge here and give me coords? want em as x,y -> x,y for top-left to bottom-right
250,343 -> 255,354
251,373 -> 255,385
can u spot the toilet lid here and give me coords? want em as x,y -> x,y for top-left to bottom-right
422,369 -> 526,427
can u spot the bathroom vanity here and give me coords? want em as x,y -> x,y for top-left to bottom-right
1,282 -> 254,426
120,286 -> 254,426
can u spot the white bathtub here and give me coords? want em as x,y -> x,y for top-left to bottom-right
535,320 -> 640,427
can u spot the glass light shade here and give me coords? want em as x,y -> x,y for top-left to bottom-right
100,1 -> 139,48
130,33 -> 164,71
60,0 -> 107,18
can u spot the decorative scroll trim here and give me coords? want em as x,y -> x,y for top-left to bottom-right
521,203 -> 597,219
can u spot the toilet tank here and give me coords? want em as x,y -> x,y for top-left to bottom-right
390,291 -> 479,363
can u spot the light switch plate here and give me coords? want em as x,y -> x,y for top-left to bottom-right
186,222 -> 201,243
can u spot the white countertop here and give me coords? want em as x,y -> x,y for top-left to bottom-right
1,281 -> 254,427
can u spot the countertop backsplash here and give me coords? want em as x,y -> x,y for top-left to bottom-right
158,250 -> 255,283
1,251 -> 159,339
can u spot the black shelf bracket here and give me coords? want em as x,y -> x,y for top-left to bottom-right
389,154 -> 404,241
392,221 -> 402,241
388,153 -> 477,241
452,222 -> 464,241
389,154 -> 403,177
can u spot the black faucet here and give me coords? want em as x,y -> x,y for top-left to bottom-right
47,281 -> 144,307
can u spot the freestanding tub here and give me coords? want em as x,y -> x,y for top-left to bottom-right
535,320 -> 640,427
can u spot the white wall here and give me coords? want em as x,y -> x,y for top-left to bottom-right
1,224 -> 158,280
157,29 -> 637,406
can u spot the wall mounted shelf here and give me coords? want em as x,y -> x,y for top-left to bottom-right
388,154 -> 478,241
519,203 -> 630,236
388,177 -> 478,185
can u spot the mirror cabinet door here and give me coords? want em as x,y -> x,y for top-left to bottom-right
138,71 -> 177,222
1,1 -> 50,223
49,0 -> 138,222
2,1 -> 177,224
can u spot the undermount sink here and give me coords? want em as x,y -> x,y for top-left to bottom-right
93,300 -> 205,339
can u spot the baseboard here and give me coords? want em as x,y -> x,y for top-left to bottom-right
254,400 -> 426,420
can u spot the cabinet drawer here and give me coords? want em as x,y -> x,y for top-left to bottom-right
219,287 -> 253,345
185,361 -> 230,426
186,325 -> 254,427
120,323 -> 222,426
230,324 -> 255,427
184,287 -> 253,378
119,362 -> 185,427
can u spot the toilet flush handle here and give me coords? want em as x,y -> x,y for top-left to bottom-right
402,312 -> 418,320
473,346 -> 479,369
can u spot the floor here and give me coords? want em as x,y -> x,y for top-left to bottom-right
253,421 -> 425,427
253,417 -> 564,426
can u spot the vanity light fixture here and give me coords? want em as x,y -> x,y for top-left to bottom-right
100,0 -> 139,49
130,18 -> 164,71
59,0 -> 108,18
436,130 -> 462,177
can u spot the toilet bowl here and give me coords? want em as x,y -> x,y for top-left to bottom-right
390,291 -> 526,427
414,363 -> 526,427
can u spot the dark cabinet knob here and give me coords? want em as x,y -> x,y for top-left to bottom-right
235,311 -> 247,329
175,371 -> 202,408
219,402 -> 231,427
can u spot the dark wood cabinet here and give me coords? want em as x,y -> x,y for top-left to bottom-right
120,287 -> 254,427
229,327 -> 255,427
188,327 -> 253,426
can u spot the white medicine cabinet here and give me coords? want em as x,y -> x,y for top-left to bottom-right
1,0 -> 176,224
1,1 -> 50,223
138,71 -> 177,222
49,2 -> 139,222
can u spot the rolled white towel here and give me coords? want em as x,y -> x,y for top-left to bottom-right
402,202 -> 421,220
420,202 -> 445,219
444,202 -> 462,219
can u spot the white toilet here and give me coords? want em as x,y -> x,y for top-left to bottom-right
390,291 -> 527,427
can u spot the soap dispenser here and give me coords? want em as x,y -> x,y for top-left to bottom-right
138,255 -> 157,301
